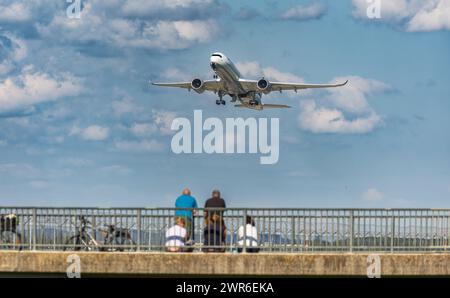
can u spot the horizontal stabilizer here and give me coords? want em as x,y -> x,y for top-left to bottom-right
262,104 -> 291,109
234,103 -> 291,110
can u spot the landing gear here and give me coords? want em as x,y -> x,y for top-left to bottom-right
216,91 -> 226,106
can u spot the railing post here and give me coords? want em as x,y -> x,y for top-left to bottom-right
32,208 -> 37,251
92,216 -> 96,241
243,209 -> 247,253
391,214 -> 395,253
447,213 -> 450,252
291,216 -> 296,252
137,209 -> 142,252
349,210 -> 354,253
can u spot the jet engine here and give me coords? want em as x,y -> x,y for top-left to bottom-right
191,78 -> 204,93
256,78 -> 270,93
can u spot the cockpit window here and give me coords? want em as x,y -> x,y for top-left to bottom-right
211,54 -> 222,58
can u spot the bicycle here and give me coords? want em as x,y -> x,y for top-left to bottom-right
100,224 -> 136,252
63,216 -> 101,251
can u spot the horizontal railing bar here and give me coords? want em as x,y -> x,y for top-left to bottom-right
2,206 -> 450,211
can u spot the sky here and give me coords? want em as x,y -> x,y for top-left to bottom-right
0,0 -> 449,208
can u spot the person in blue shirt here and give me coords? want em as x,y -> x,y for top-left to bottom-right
175,188 -> 198,240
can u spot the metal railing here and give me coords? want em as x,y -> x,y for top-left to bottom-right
0,207 -> 449,253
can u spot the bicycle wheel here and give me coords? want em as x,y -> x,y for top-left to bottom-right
87,239 -> 101,251
64,235 -> 91,251
120,238 -> 136,252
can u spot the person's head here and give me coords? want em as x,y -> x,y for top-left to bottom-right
246,216 -> 255,226
206,213 -> 221,225
211,213 -> 221,222
182,188 -> 191,196
212,190 -> 220,199
175,217 -> 186,227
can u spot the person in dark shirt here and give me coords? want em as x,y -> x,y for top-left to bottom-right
204,190 -> 226,220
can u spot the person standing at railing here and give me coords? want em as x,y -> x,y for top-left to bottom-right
204,190 -> 226,220
165,217 -> 188,252
238,216 -> 259,253
175,188 -> 198,241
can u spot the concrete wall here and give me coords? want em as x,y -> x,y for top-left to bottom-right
1,251 -> 450,276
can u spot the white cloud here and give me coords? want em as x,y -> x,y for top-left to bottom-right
280,2 -> 327,21
0,35 -> 28,75
115,140 -> 164,152
0,66 -> 82,112
327,76 -> 391,114
81,125 -> 110,141
0,2 -> 31,22
298,76 -> 389,134
71,125 -> 110,141
407,0 -> 450,31
124,110 -> 177,138
38,2 -> 219,50
121,0 -> 214,16
351,0 -> 450,32
112,96 -> 142,116
134,19 -> 218,50
362,187 -> 384,202
130,123 -> 157,137
162,67 -> 191,81
153,110 -> 177,135
236,61 -> 303,82
299,100 -> 381,134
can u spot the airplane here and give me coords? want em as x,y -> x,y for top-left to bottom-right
151,52 -> 348,110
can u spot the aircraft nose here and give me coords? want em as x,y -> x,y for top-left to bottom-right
210,55 -> 221,64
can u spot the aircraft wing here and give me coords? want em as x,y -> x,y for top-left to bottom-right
239,79 -> 348,92
151,80 -> 223,92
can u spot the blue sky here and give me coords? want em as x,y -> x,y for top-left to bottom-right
0,0 -> 448,208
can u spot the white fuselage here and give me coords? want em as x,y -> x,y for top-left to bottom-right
210,52 -> 258,103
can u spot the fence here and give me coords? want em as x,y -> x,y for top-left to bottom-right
0,207 -> 449,252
